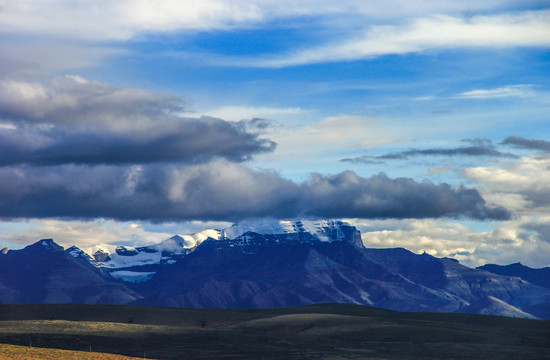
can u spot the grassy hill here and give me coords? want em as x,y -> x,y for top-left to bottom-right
0,303 -> 548,359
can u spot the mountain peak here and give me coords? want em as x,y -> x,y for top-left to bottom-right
25,239 -> 64,252
222,219 -> 363,247
146,229 -> 221,254
66,245 -> 94,261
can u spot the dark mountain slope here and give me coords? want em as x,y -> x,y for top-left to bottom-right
137,237 -> 471,312
478,262 -> 550,289
0,239 -> 140,304
2,223 -> 550,320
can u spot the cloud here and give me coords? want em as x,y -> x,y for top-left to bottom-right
501,136 -> 550,152
0,161 -> 509,222
0,120 -> 275,166
247,10 -> 550,67
245,115 -> 398,172
201,106 -> 303,122
300,171 -> 509,220
0,76 -> 184,129
0,219 -> 172,250
0,38 -> 125,79
1,1 -> 537,41
379,146 -> 513,160
305,116 -> 395,148
341,138 -> 516,163
352,217 -> 550,267
463,156 -> 550,213
0,76 -> 275,165
455,85 -> 535,99
341,157 -> 385,165
2,3 -> 548,76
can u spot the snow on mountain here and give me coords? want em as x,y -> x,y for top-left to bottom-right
77,229 -> 222,283
222,219 -> 353,243
148,229 -> 221,254
97,247 -> 163,269
88,220 -> 359,276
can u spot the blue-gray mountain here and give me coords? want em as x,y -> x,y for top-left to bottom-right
477,262 -> 550,319
1,220 -> 549,319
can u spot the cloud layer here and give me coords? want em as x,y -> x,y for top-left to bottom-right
248,10 -> 550,67
0,76 -> 513,223
501,136 -> 550,152
341,138 -> 517,163
2,1 -> 540,41
0,76 -> 275,165
0,161 -> 508,222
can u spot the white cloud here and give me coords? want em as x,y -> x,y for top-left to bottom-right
0,218 -> 233,255
0,1 -> 546,41
443,155 -> 550,267
0,219 -> 172,250
249,115 -> 400,174
249,10 -> 550,67
349,217 -> 550,268
463,156 -> 550,214
305,115 -> 396,148
1,2 -> 547,75
200,106 -> 303,122
456,85 -> 535,99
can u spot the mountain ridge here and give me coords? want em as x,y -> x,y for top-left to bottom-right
1,219 -> 549,319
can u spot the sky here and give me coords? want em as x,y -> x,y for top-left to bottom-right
1,0 -> 550,267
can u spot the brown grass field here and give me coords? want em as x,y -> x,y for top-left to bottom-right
0,343 -> 150,360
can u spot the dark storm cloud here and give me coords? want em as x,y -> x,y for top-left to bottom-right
0,76 -> 275,165
501,136 -> 550,152
0,119 -> 275,166
0,76 -> 510,222
299,171 -> 509,220
0,163 -> 510,222
341,139 -> 516,164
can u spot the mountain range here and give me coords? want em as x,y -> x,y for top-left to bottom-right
1,219 -> 549,319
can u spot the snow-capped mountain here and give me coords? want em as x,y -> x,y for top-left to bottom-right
1,219 -> 549,319
87,220 -> 362,282
86,229 -> 222,282
222,219 -> 363,247
147,229 -> 221,254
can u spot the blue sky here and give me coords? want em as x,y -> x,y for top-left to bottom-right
1,1 -> 550,267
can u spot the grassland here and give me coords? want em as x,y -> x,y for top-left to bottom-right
0,303 -> 548,359
0,343 -> 149,360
